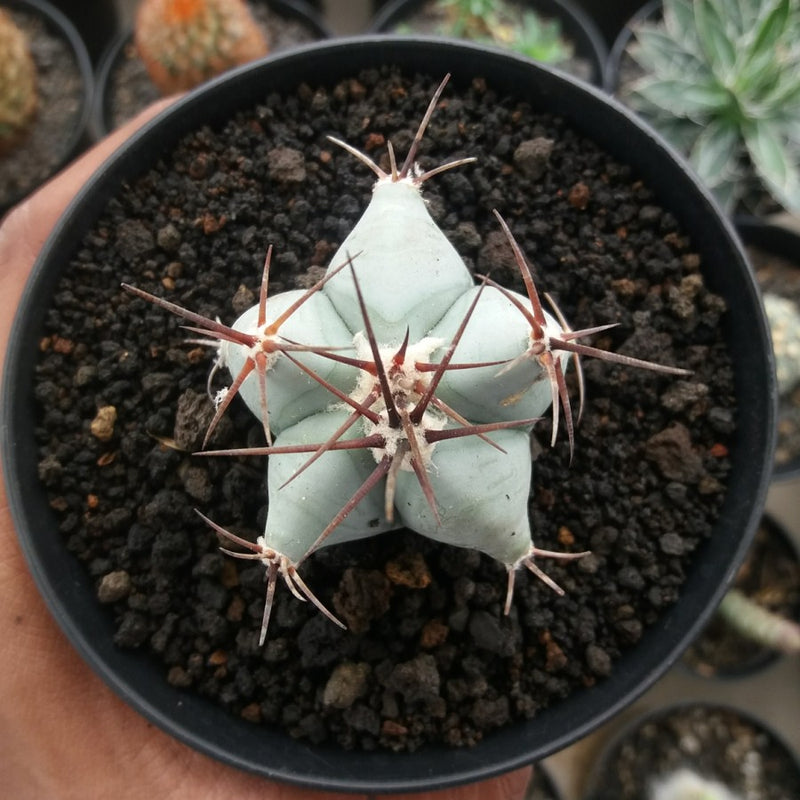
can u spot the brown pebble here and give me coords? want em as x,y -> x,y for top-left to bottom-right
167,666 -> 192,688
90,405 -> 117,442
568,181 -> 590,209
381,720 -> 408,736
557,526 -> 575,547
207,649 -> 228,666
420,619 -> 449,649
97,570 -> 131,603
240,703 -> 261,723
385,551 -> 431,588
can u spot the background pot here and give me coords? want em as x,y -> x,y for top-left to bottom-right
90,0 -> 331,139
682,513 -> 800,679
0,0 -> 94,213
737,218 -> 800,482
368,0 -> 608,87
582,701 -> 800,799
2,37 -> 775,794
602,0 -> 659,94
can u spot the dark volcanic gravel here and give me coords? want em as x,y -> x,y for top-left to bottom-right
32,68 -> 734,752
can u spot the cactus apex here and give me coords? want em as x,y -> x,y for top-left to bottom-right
135,0 -> 269,95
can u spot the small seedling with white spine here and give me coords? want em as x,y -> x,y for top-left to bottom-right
124,74 -> 689,644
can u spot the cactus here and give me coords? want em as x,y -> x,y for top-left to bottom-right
0,8 -> 38,155
624,0 -> 800,213
123,76 -> 690,645
134,0 -> 268,95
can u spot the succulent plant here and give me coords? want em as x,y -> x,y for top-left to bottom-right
409,0 -> 573,66
134,0 -> 268,95
124,76 -> 689,645
0,8 -> 38,155
650,768 -> 743,800
625,0 -> 800,213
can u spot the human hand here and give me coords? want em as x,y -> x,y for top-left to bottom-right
0,102 -> 533,800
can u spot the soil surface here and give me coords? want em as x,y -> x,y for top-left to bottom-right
33,68 -> 735,752
381,0 -> 597,84
102,2 -> 325,133
585,705 -> 800,800
0,5 -> 86,210
748,243 -> 800,476
683,517 -> 800,677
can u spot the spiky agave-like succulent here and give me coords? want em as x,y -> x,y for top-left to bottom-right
0,7 -> 37,155
134,0 -> 268,95
624,0 -> 800,213
124,76 -> 690,645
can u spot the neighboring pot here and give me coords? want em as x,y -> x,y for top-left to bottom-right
582,702 -> 800,800
0,0 -> 94,213
90,0 -> 331,138
368,0 -> 608,87
683,513 -> 800,679
737,218 -> 800,481
2,38 -> 775,794
602,0 -> 659,94
47,0 -> 121,65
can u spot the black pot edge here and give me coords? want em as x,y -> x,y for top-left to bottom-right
602,0 -> 661,94
1,0 -> 95,215
735,216 -> 800,482
89,0 -> 333,142
679,512 -> 800,680
581,699 -> 800,800
1,36 -> 776,794
367,0 -> 609,89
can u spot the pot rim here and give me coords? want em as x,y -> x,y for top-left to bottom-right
1,35 -> 776,793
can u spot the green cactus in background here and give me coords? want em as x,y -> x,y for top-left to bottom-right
625,0 -> 800,213
403,0 -> 573,66
0,8 -> 37,155
134,0 -> 268,95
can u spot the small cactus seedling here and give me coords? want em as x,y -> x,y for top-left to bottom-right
124,75 -> 690,645
0,8 -> 37,155
134,0 -> 268,95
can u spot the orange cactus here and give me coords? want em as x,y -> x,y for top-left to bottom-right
0,9 -> 37,155
135,0 -> 268,95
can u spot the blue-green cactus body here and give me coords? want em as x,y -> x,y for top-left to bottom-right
428,285 -> 570,424
323,181 -> 474,343
223,289 -> 356,436
395,426 -> 534,565
263,408 -> 398,563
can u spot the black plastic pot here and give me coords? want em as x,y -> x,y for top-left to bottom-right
582,701 -> 800,799
682,513 -> 800,679
90,0 -> 332,139
2,37 -> 775,794
737,218 -> 800,482
47,0 -> 121,65
368,0 -> 608,87
0,0 -> 94,213
602,0 -> 660,94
